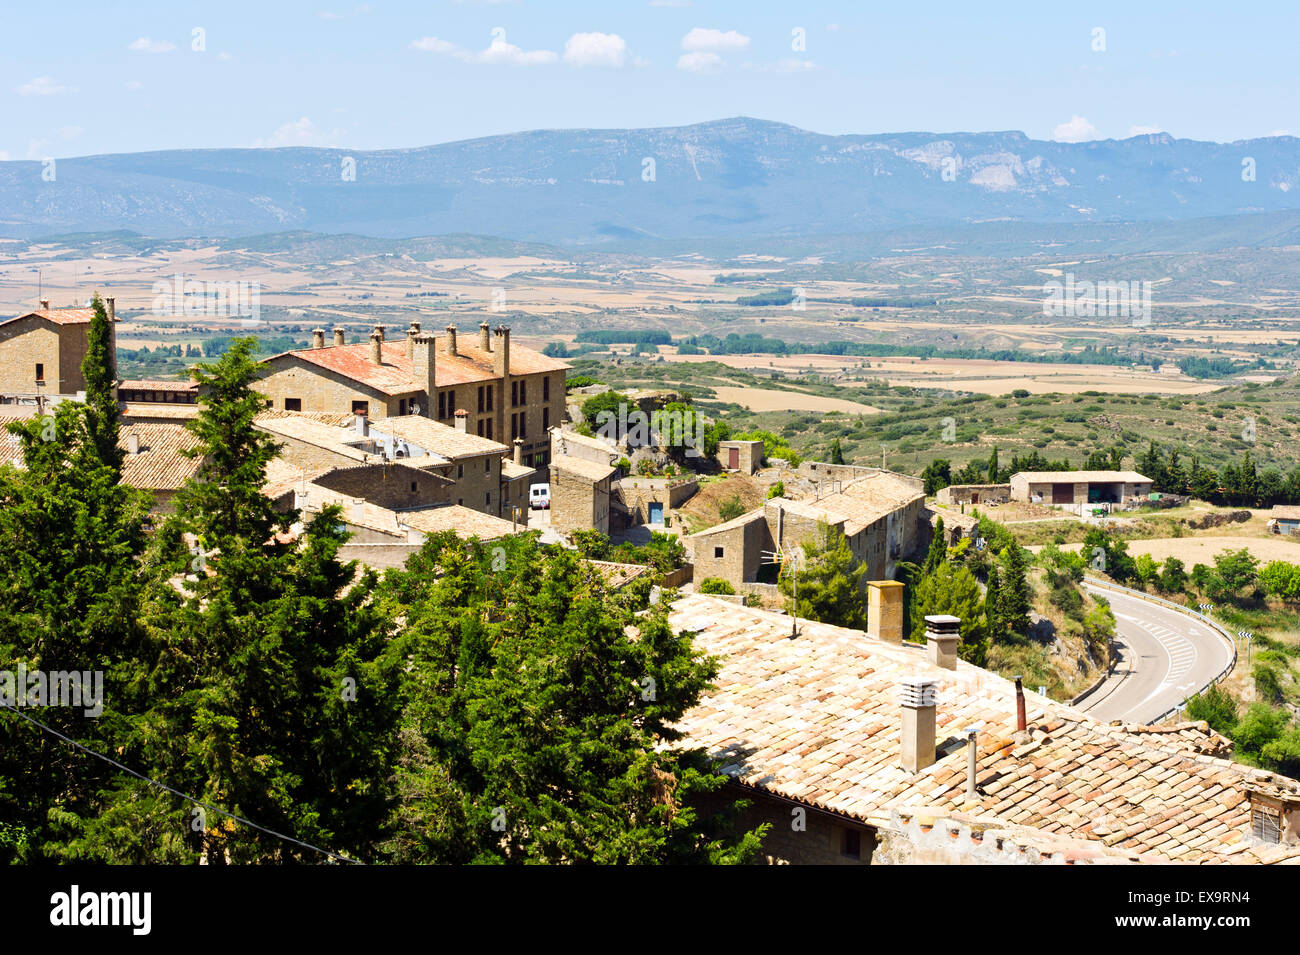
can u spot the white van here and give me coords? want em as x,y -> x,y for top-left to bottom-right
529,484 -> 550,510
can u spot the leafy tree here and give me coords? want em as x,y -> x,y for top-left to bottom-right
376,532 -> 765,863
993,544 -> 1032,641
81,292 -> 123,473
1158,556 -> 1187,594
922,518 -> 946,576
921,459 -> 951,495
829,438 -> 845,465
986,446 -> 1000,483
1260,561 -> 1300,603
766,481 -> 785,500
778,520 -> 868,629
911,562 -> 988,665
1185,684 -> 1238,736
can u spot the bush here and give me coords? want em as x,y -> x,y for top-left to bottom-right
767,481 -> 785,500
698,578 -> 736,595
717,495 -> 746,522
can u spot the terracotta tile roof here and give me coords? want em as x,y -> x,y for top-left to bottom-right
501,459 -> 537,481
372,415 -> 508,461
2,307 -> 97,327
1271,505 -> 1300,521
583,559 -> 651,590
550,453 -> 616,483
685,507 -> 768,539
400,505 -> 519,541
0,410 -> 38,467
119,423 -> 203,491
1014,470 -> 1152,484
119,379 -> 199,393
261,334 -> 569,396
668,594 -> 1300,864
122,403 -> 199,421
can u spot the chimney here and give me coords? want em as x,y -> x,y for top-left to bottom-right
374,324 -> 386,343
369,331 -> 382,366
39,298 -> 49,310
454,408 -> 468,432
513,437 -> 523,466
925,614 -> 961,670
867,580 -> 905,644
105,297 -> 115,322
333,327 -> 346,347
900,677 -> 937,774
1014,676 -> 1027,737
354,413 -> 369,437
127,431 -> 140,455
406,322 -> 420,359
411,333 -> 436,410
445,324 -> 458,356
493,326 -> 510,379
965,728 -> 979,801
480,322 -> 491,352
312,328 -> 326,349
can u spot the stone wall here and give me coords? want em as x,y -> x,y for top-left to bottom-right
312,464 -> 452,511
935,483 -> 1010,505
550,468 -> 610,534
697,787 -> 876,865
689,511 -> 770,586
257,359 -> 406,418
0,317 -> 86,396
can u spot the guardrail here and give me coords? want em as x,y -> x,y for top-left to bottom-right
1082,576 -> 1238,723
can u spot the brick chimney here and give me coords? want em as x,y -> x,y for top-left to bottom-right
480,322 -> 491,352
374,324 -> 386,343
900,677 -> 938,774
925,614 -> 961,670
355,413 -> 369,437
333,327 -> 346,347
411,333 -> 436,411
39,299 -> 49,310
493,326 -> 510,379
406,321 -> 420,359
126,431 -> 140,455
868,580 -> 905,644
105,297 -> 115,322
369,331 -> 382,366
1014,676 -> 1027,740
445,324 -> 457,356
513,437 -> 523,466
454,408 -> 468,432
312,328 -> 326,349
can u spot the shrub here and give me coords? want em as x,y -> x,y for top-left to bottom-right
698,578 -> 736,595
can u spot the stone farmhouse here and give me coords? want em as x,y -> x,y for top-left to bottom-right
687,469 -> 926,591
670,593 -> 1300,865
0,300 -> 111,403
256,322 -> 569,472
1010,469 -> 1153,507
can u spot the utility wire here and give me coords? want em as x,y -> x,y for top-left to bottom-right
1,701 -> 361,864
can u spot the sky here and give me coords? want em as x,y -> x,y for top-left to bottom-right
2,0 -> 1297,160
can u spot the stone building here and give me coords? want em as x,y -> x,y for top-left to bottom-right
669,592 -> 1300,865
716,439 -> 764,475
687,469 -> 926,591
1010,470 -> 1153,507
549,454 -> 616,535
0,299 -> 115,402
255,410 -> 523,519
934,483 -> 1010,506
256,322 -> 568,470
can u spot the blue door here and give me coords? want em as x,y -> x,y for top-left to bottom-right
649,502 -> 664,524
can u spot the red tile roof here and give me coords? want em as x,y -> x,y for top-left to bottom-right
261,334 -> 569,396
2,307 -> 98,328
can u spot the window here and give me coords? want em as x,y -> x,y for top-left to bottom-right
510,414 -> 518,440
477,420 -> 485,437
487,386 -> 493,411
438,392 -> 446,419
841,828 -> 862,860
458,498 -> 463,506
543,376 -> 550,402
511,381 -> 518,407
410,481 -> 418,493
34,363 -> 44,382
285,398 -> 302,412
448,390 -> 456,415
543,407 -> 550,431
519,415 -> 526,439
352,400 -> 369,416
485,492 -> 491,507
486,418 -> 493,439
457,464 -> 464,479
477,386 -> 485,413
519,380 -> 527,405
485,458 -> 491,473
399,398 -> 407,416
1253,807 -> 1282,844
714,546 -> 725,559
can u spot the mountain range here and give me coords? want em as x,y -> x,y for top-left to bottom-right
3,117 -> 1300,247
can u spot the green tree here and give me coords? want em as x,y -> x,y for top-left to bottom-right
1185,684 -> 1238,736
778,520 -> 868,629
912,562 -> 988,665
81,292 -> 123,473
995,544 -> 1032,641
921,459 -> 952,495
829,438 -> 845,465
922,518 -> 946,576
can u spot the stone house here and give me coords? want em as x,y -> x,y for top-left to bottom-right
935,483 -> 1011,506
549,454 -> 616,535
0,299 -> 115,402
1010,470 -> 1153,507
716,439 -> 764,475
687,470 -> 926,591
256,322 -> 568,470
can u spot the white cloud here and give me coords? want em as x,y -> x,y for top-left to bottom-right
128,37 -> 176,53
677,51 -> 723,73
1129,125 -> 1163,136
16,76 -> 72,96
1052,115 -> 1099,143
124,80 -> 144,91
253,117 -> 342,148
681,27 -> 749,51
411,35 -> 557,65
563,32 -> 627,68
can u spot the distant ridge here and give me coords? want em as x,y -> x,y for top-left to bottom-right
3,117 -> 1300,245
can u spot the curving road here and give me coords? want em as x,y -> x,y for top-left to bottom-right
1075,583 -> 1235,725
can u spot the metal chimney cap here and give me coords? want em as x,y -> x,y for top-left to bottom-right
899,676 -> 938,708
924,614 -> 962,634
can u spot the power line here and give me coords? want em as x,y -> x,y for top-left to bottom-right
0,701 -> 360,864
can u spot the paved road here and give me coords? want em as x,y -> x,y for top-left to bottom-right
1075,583 -> 1235,724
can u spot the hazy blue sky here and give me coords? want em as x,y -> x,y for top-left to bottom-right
3,0 -> 1296,159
